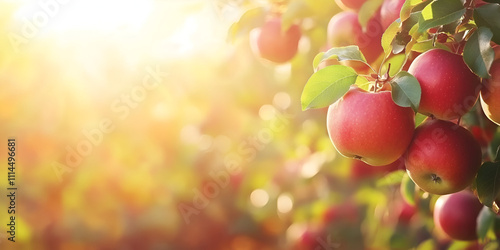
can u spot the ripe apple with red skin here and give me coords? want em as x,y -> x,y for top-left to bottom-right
398,200 -> 416,225
433,191 -> 483,241
470,125 -> 496,147
323,201 -> 360,224
380,0 -> 405,29
335,0 -> 367,11
475,0 -> 488,7
254,18 -> 301,63
405,119 -> 482,195
408,49 -> 482,120
480,59 -> 500,125
327,86 -> 415,166
327,11 -> 384,67
350,157 -> 405,181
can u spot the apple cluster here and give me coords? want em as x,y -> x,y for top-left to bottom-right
323,0 -> 500,197
317,0 -> 500,242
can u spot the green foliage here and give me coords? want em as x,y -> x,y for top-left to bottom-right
322,45 -> 369,64
301,65 -> 358,110
475,160 -> 500,210
400,0 -> 428,22
382,20 -> 402,54
400,173 -> 416,206
228,7 -> 267,42
477,206 -> 496,242
464,27 -> 495,79
474,4 -> 500,45
376,170 -> 406,187
358,0 -> 384,28
417,0 -> 466,33
412,40 -> 450,53
390,71 -> 421,111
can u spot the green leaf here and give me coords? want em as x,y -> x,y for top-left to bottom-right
474,4 -> 500,45
282,1 -> 308,31
301,65 -> 358,110
376,170 -> 406,187
400,172 -> 416,206
390,71 -> 421,111
227,7 -> 267,43
416,239 -> 437,250
380,54 -> 406,77
391,31 -> 413,54
312,52 -> 325,71
417,0 -> 466,33
321,45 -> 368,64
355,75 -> 370,91
495,146 -> 500,162
484,0 -> 500,3
412,40 -> 451,53
475,161 -> 500,208
477,206 -> 495,242
415,113 -> 427,127
400,0 -> 427,22
358,0 -> 384,28
381,19 -> 401,55
463,27 -> 495,79
391,12 -> 421,54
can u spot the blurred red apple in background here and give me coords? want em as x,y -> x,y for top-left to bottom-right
433,191 -> 483,241
380,0 -> 405,29
327,11 -> 384,69
254,18 -> 301,63
335,0 -> 367,11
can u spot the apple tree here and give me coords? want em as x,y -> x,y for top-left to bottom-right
231,0 -> 500,248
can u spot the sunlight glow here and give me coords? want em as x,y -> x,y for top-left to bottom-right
13,0 -> 154,33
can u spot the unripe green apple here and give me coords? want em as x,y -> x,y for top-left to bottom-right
433,191 -> 483,241
408,49 -> 482,120
254,18 -> 301,63
405,119 -> 482,195
480,59 -> 500,125
327,86 -> 415,166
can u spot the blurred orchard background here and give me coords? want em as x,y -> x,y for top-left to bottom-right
0,0 -> 487,249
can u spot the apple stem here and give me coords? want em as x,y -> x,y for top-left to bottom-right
373,64 -> 392,93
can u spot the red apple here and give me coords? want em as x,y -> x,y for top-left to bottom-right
405,119 -> 482,195
327,11 -> 384,66
335,0 -> 367,11
254,18 -> 301,63
408,49 -> 482,120
380,0 -> 405,29
350,157 -> 405,181
433,191 -> 483,241
475,0 -> 488,7
327,86 -> 415,166
323,201 -> 360,224
398,200 -> 416,225
480,59 -> 500,125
